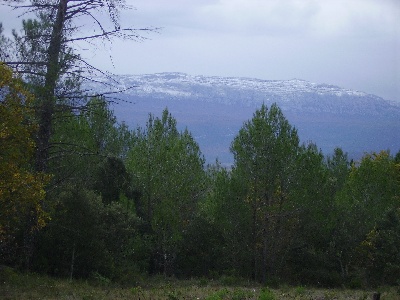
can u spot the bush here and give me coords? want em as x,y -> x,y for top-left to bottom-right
232,288 -> 253,300
205,288 -> 229,300
294,285 -> 306,296
259,288 -> 275,300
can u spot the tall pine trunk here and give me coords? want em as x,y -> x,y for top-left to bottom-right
25,0 -> 68,270
35,0 -> 68,173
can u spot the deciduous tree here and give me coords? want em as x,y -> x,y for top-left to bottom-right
0,63 -> 49,264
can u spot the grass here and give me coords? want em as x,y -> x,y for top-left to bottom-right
1,268 -> 399,300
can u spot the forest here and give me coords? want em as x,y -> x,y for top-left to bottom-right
1,0 -> 400,291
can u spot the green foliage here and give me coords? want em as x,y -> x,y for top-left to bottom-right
205,288 -> 229,300
127,108 -> 206,275
326,147 -> 351,193
130,286 -> 144,297
32,186 -> 140,280
93,156 -> 132,205
294,285 -> 306,296
358,209 -> 400,286
231,288 -> 253,300
193,163 -> 252,277
287,146 -> 344,286
3,271 -> 400,299
49,97 -> 132,189
340,151 -> 398,215
259,288 -> 275,300
330,151 -> 400,282
230,103 -> 301,281
395,150 -> 400,164
2,55 -> 399,289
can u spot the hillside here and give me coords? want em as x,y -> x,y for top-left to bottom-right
86,72 -> 400,165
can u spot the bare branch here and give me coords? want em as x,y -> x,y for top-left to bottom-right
66,27 -> 157,42
4,61 -> 47,65
1,0 -> 157,173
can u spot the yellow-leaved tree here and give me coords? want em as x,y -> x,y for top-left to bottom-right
0,62 -> 50,262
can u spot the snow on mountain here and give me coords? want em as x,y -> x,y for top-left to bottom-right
87,72 -> 399,116
85,72 -> 400,165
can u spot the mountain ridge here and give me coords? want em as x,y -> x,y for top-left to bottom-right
85,72 -> 400,165
89,72 -> 399,116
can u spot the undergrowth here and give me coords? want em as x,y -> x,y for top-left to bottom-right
1,267 -> 398,300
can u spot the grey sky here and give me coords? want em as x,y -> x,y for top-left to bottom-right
1,0 -> 399,101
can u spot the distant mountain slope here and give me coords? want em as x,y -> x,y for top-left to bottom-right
86,72 -> 400,165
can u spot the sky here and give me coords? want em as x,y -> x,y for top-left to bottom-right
1,0 -> 399,102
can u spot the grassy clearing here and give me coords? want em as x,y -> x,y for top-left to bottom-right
1,269 -> 399,300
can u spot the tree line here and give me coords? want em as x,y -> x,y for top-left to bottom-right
1,0 -> 399,287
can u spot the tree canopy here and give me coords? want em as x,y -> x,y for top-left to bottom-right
0,63 -> 50,264
1,3 -> 399,286
127,109 -> 206,275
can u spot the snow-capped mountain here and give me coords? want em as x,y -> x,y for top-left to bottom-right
85,72 -> 400,165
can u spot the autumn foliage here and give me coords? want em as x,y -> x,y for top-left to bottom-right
0,63 -> 49,257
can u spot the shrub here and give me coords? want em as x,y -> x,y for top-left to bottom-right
206,288 -> 229,300
232,288 -> 253,300
294,285 -> 306,296
259,287 -> 275,300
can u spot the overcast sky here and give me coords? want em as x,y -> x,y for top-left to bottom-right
1,0 -> 399,101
